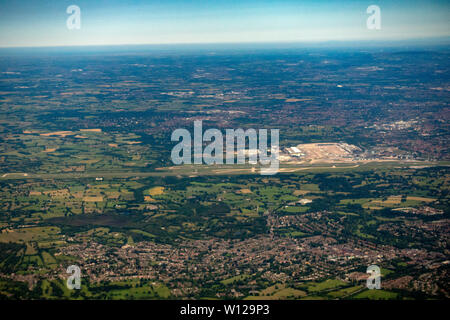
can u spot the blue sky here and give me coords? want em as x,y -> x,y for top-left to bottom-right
0,0 -> 449,47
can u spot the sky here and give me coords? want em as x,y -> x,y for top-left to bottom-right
0,0 -> 449,47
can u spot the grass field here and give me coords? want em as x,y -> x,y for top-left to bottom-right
327,285 -> 364,298
306,279 -> 348,293
0,227 -> 61,243
245,284 -> 306,300
221,274 -> 250,285
352,289 -> 398,300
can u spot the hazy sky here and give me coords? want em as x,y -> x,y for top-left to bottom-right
0,0 -> 449,47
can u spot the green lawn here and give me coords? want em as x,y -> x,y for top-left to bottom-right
353,289 -> 398,300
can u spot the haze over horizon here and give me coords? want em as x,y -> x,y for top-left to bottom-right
0,0 -> 449,48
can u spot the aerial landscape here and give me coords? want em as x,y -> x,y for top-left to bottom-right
0,0 -> 449,305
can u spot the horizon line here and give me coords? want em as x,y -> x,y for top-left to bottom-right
1,37 -> 450,50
